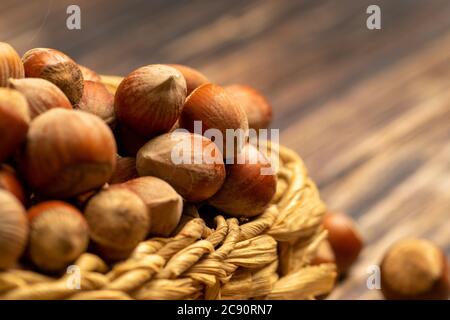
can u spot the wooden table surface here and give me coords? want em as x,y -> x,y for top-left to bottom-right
1,0 -> 449,299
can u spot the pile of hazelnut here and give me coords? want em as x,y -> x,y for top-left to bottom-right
1,41 -> 448,300
0,42 -> 276,275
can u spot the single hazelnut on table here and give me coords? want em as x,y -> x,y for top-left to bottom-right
0,190 -> 28,270
78,64 -> 101,82
136,131 -> 225,202
225,84 -> 273,130
168,64 -> 209,95
0,42 -> 24,87
0,88 -> 30,163
380,238 -> 450,300
179,83 -> 249,159
108,155 -> 138,184
123,176 -> 183,237
0,165 -> 26,205
8,78 -> 72,119
77,80 -> 115,127
22,48 -> 84,105
84,186 -> 150,261
28,201 -> 89,273
114,64 -> 187,138
208,143 -> 277,217
20,109 -> 117,199
323,212 -> 363,274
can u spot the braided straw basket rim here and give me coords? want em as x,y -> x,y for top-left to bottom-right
0,76 -> 337,300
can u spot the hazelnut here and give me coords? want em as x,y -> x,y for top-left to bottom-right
84,186 -> 150,261
21,109 -> 117,198
8,78 -> 72,119
124,176 -> 183,237
323,212 -> 363,274
381,238 -> 450,300
179,83 -> 249,159
28,201 -> 89,272
225,84 -> 272,130
22,48 -> 84,105
0,42 -> 24,87
0,88 -> 30,163
114,64 -> 187,138
108,155 -> 138,184
0,165 -> 26,205
77,80 -> 115,126
136,131 -> 225,202
78,64 -> 101,82
168,64 -> 209,95
0,190 -> 28,270
208,143 -> 276,217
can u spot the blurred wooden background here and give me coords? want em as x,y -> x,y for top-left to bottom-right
1,0 -> 449,299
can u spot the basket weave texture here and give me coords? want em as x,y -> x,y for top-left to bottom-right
0,76 -> 337,300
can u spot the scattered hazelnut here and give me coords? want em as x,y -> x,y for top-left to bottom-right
381,238 -> 450,300
124,176 -> 183,237
8,78 -> 72,119
136,131 -> 225,202
84,186 -> 150,261
0,190 -> 28,270
77,80 -> 115,127
225,84 -> 272,130
179,83 -> 249,159
168,64 -> 209,95
108,155 -> 138,184
22,48 -> 84,105
0,88 -> 30,163
323,212 -> 363,274
208,143 -> 276,217
78,64 -> 101,82
0,165 -> 26,205
21,109 -> 117,198
114,64 -> 187,138
28,201 -> 89,272
0,42 -> 24,87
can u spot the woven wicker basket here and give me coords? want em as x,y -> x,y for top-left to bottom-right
0,76 -> 337,300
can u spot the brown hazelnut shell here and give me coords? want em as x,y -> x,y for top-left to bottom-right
0,165 -> 26,205
225,84 -> 272,130
323,212 -> 363,274
114,64 -> 187,138
8,78 -> 72,119
21,109 -> 117,199
84,186 -> 150,261
0,190 -> 28,270
0,42 -> 24,87
124,176 -> 183,237
208,143 -> 276,217
22,48 -> 84,106
78,64 -> 101,82
78,80 -> 115,127
28,201 -> 89,273
380,238 -> 450,300
168,64 -> 209,95
0,88 -> 30,163
179,83 -> 249,159
136,131 -> 225,202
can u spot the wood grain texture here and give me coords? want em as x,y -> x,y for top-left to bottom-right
1,0 -> 449,299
